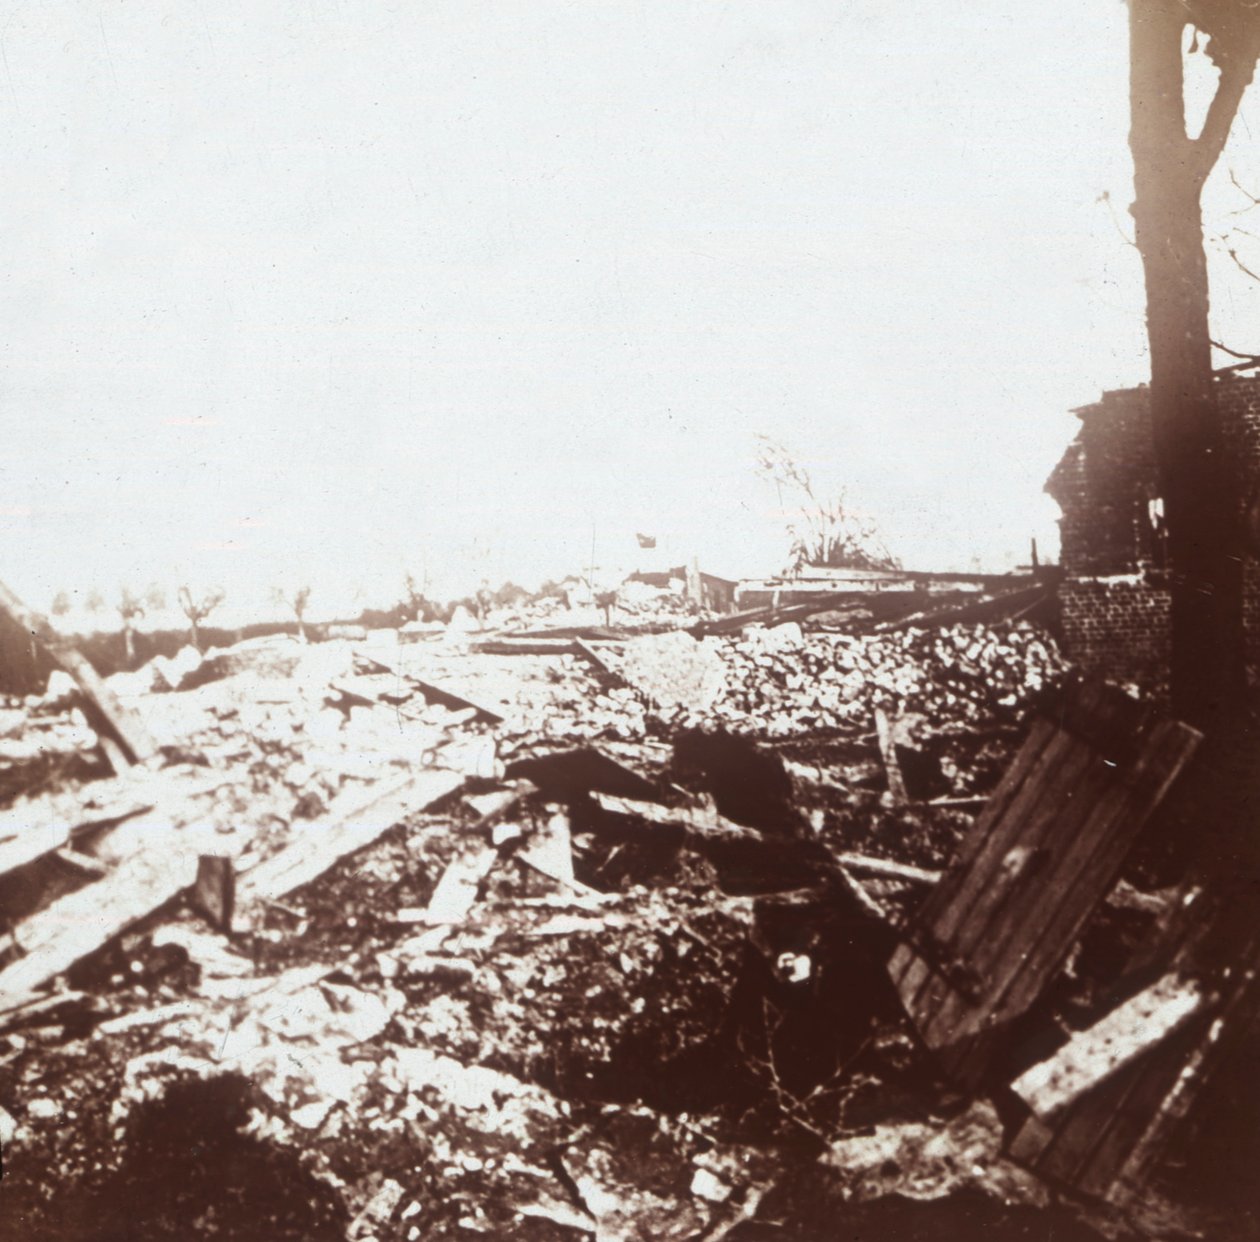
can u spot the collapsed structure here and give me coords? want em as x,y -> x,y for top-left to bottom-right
1046,370 -> 1260,683
0,569 -> 1251,1241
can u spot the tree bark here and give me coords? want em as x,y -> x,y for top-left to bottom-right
1129,0 -> 1254,727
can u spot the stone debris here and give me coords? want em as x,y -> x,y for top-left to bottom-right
0,604 -> 1224,1242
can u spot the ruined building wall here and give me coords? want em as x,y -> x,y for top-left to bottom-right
1047,374 -> 1260,684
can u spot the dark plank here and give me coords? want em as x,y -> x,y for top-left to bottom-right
1010,924 -> 1260,1206
888,680 -> 1201,1084
933,719 -> 1197,1046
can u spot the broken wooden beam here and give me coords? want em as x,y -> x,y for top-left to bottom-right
572,637 -> 619,676
0,578 -> 156,765
0,766 -> 463,1006
591,792 -> 748,838
0,988 -> 93,1032
238,766 -> 464,908
1010,972 -> 1209,1119
1004,884 -> 1260,1207
470,638 -> 577,656
354,650 -> 504,724
874,707 -> 909,805
835,852 -> 940,886
0,844 -> 207,1002
419,840 -> 499,925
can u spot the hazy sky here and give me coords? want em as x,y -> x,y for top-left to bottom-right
4,1 -> 1260,615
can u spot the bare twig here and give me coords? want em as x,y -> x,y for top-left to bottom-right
1228,168 -> 1260,213
1210,337 -> 1260,374
1097,189 -> 1137,247
1227,244 -> 1260,283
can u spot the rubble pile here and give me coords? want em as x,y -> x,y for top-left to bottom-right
695,620 -> 1069,737
496,620 -> 1068,760
0,770 -> 1066,1241
0,590 -> 1243,1242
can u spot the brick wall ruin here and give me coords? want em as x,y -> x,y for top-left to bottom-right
1046,373 -> 1260,684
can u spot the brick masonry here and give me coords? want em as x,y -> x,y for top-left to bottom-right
1046,373 -> 1260,683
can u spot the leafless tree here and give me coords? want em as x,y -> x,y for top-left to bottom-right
276,586 -> 312,642
178,585 -> 225,653
754,434 -> 900,574
1128,0 -> 1260,725
403,572 -> 431,623
117,587 -> 144,667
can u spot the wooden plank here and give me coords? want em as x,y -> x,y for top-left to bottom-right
835,853 -> 939,886
1010,973 -> 1208,1117
0,798 -> 153,881
592,791 -> 748,837
890,722 -> 1089,1034
902,689 -> 1171,1001
1009,920 -> 1260,1206
420,840 -> 498,924
0,578 -> 156,764
888,681 -> 1201,1085
238,767 -> 464,905
0,845 -> 204,1002
0,766 -> 463,1005
572,638 -> 618,676
471,638 -> 578,656
985,720 -> 1200,1029
354,650 -> 504,724
0,988 -> 91,1029
1010,1012 -> 1208,1199
922,747 -> 1144,1046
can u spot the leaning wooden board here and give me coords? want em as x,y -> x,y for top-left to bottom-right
887,679 -> 1202,1086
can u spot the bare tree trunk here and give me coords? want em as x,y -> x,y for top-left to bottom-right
1129,0 -> 1254,727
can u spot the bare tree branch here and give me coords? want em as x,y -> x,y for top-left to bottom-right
1227,244 -> 1260,282
1210,337 -> 1260,373
1097,190 -> 1138,248
1191,47 -> 1257,185
1228,168 -> 1260,213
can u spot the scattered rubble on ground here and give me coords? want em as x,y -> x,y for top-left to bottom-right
0,575 -> 1250,1241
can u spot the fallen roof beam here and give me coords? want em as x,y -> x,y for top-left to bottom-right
0,578 -> 156,765
238,766 -> 464,907
872,585 -> 1048,635
0,766 -> 464,1005
355,650 -> 504,724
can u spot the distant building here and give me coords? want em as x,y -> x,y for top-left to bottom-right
1045,373 -> 1260,683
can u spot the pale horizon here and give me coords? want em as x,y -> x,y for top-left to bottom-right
7,3 -> 1260,616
